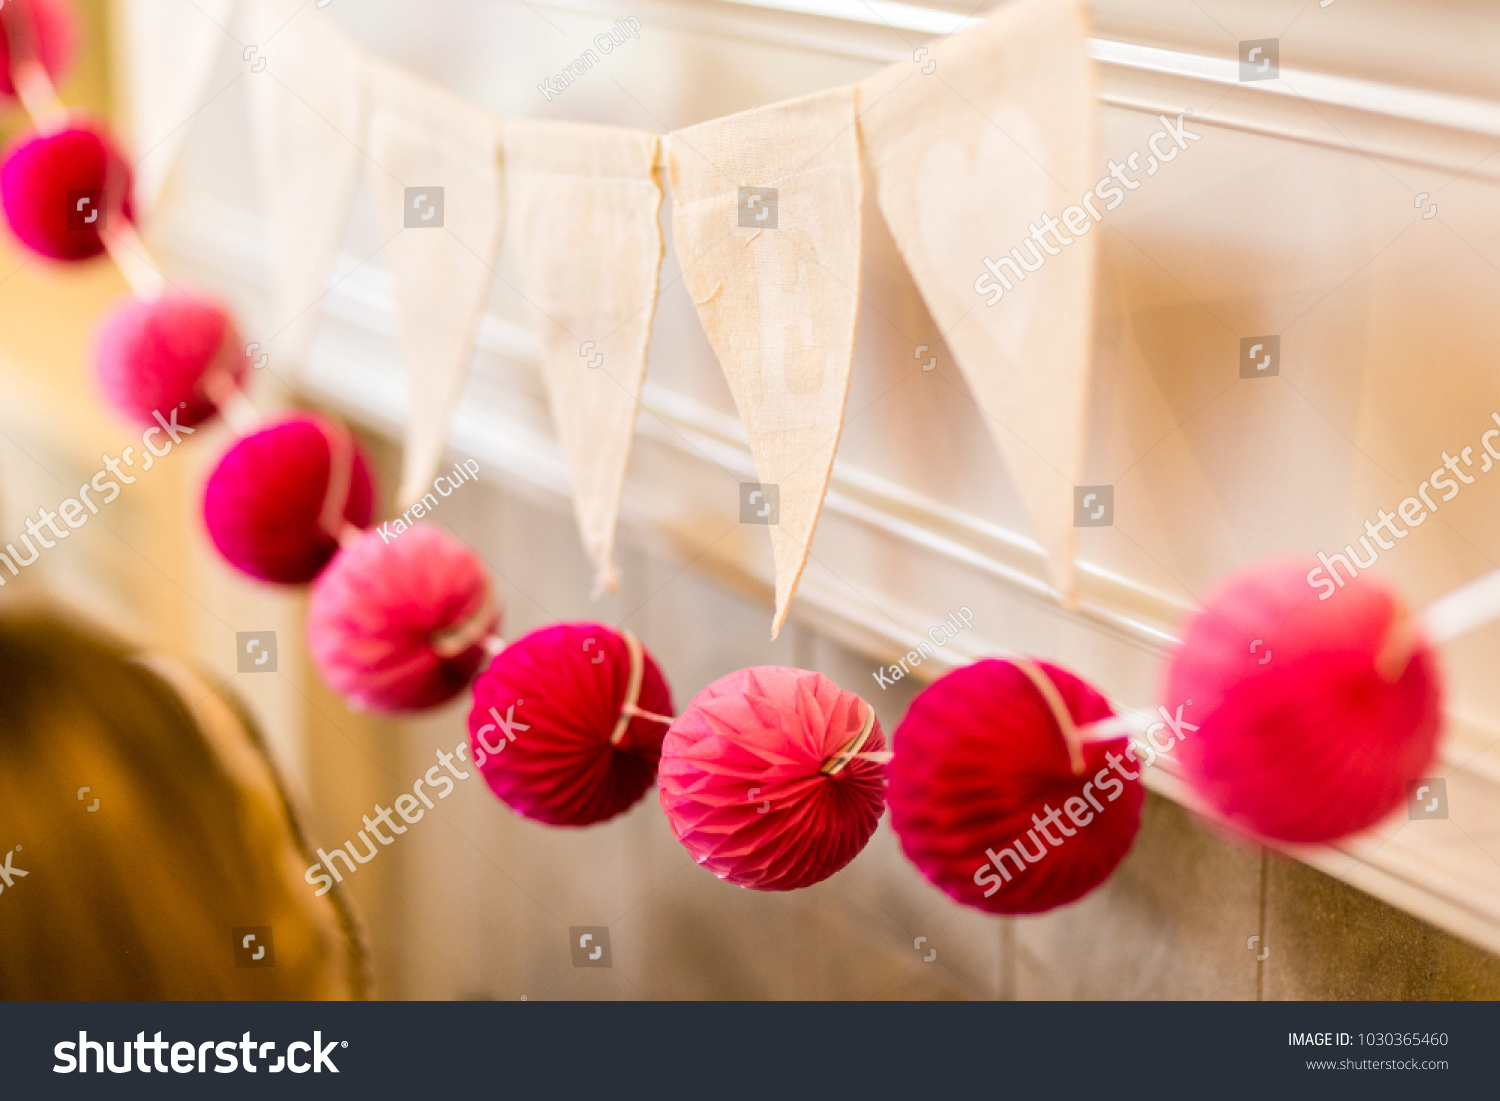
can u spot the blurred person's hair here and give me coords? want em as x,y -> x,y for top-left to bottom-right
0,605 -> 365,999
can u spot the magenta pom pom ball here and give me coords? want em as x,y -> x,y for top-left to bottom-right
659,666 -> 887,892
202,414 -> 373,585
94,292 -> 242,428
890,659 -> 1144,915
307,525 -> 499,714
0,0 -> 79,99
1,121 -> 133,260
468,622 -> 673,827
1165,559 -> 1443,844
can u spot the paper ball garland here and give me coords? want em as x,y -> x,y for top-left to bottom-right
0,121 -> 132,260
468,622 -> 674,826
203,413 -> 373,585
0,0 -> 78,100
889,658 -> 1144,915
94,291 -> 242,428
1165,559 -> 1442,843
307,524 -> 500,713
659,666 -> 888,891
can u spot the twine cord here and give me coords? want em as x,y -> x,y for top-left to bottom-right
318,418 -> 356,542
622,702 -> 675,725
611,628 -> 673,745
0,4 -> 62,128
197,364 -> 260,435
821,702 -> 880,776
1008,656 -> 1087,776
100,221 -> 167,300
429,588 -> 500,659
1374,599 -> 1419,683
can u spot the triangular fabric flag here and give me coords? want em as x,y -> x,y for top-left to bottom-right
113,0 -> 235,219
668,87 -> 863,637
504,120 -> 664,595
859,0 -> 1098,604
366,58 -> 505,506
245,2 -> 367,365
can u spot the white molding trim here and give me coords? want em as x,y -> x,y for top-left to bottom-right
1087,39 -> 1500,141
528,0 -> 1500,142
515,0 -> 1500,178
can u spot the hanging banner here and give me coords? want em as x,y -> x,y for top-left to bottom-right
111,0 -> 235,218
668,87 -> 863,637
246,2 -> 367,364
504,120 -> 664,594
366,58 -> 505,507
859,0 -> 1099,604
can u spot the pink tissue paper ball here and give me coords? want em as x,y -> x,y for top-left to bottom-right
308,524 -> 499,714
0,0 -> 79,99
1165,559 -> 1443,844
889,659 -> 1144,915
1,120 -> 132,260
659,666 -> 887,891
94,291 -> 243,428
202,414 -> 373,585
468,622 -> 674,827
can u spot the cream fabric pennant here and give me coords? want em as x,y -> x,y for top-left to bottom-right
859,0 -> 1098,604
111,0 -> 235,219
367,59 -> 505,506
668,87 -> 863,637
504,120 -> 664,595
246,3 -> 367,364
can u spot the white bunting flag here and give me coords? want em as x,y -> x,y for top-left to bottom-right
668,87 -> 864,637
112,0 -> 235,219
504,120 -> 664,594
859,0 -> 1099,604
246,3 -> 367,364
366,59 -> 505,506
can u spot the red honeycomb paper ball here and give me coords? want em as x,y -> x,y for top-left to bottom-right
889,659 -> 1145,915
94,291 -> 243,428
1,120 -> 132,260
202,414 -> 373,585
468,622 -> 674,826
659,666 -> 886,891
307,525 -> 499,713
1165,558 -> 1443,843
0,0 -> 79,99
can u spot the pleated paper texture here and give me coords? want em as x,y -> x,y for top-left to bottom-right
367,59 -> 505,506
859,0 -> 1098,603
246,4 -> 367,365
659,666 -> 888,890
668,88 -> 863,637
504,120 -> 663,594
113,0 -> 234,218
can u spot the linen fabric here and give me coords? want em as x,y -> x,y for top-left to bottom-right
668,87 -> 863,637
504,120 -> 663,593
859,0 -> 1098,602
367,57 -> 505,506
